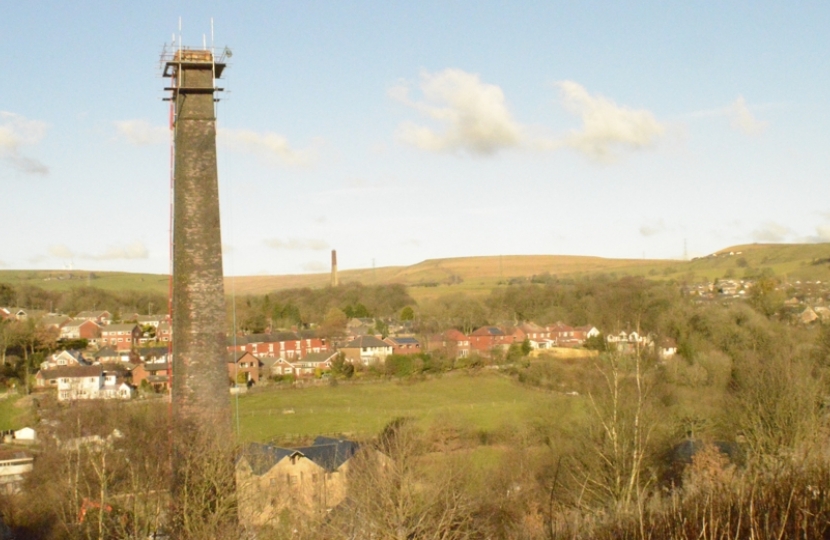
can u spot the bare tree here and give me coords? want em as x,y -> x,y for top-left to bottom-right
324,419 -> 475,540
582,350 -> 657,509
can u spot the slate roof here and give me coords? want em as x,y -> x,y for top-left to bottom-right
75,310 -> 111,319
300,351 -> 337,364
343,335 -> 389,349
94,347 -> 119,359
101,323 -> 138,332
38,364 -> 103,380
137,346 -> 169,359
387,336 -> 419,345
42,315 -> 71,327
470,326 -> 505,336
243,437 -> 359,475
230,332 -> 300,346
226,351 -> 262,365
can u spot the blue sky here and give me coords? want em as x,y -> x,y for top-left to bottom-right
2,2 -> 829,276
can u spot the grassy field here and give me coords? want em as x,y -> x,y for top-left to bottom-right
0,270 -> 169,294
0,394 -> 32,431
234,372 -> 574,444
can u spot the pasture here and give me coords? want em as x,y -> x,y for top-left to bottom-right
234,372 -> 577,444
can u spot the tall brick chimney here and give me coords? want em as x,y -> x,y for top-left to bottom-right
163,47 -> 230,431
331,249 -> 339,287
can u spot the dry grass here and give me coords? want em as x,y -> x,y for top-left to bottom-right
4,243 -> 829,301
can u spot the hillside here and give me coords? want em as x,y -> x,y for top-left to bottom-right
2,243 -> 829,302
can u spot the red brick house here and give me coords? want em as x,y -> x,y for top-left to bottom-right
100,324 -> 141,351
228,332 -> 328,361
157,322 -> 172,342
59,319 -> 102,341
74,310 -> 113,325
227,351 -> 263,384
383,336 -> 421,355
427,329 -> 471,359
130,361 -> 172,392
469,326 -> 513,353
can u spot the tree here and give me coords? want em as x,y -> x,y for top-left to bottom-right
582,351 -> 657,508
319,308 -> 348,340
327,419 -> 475,539
400,306 -> 415,322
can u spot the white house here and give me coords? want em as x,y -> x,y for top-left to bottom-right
50,365 -> 134,401
13,427 -> 36,444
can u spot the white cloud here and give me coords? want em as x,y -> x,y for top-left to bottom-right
219,129 -> 318,166
114,120 -> 168,146
0,111 -> 49,175
301,261 -> 326,272
89,242 -> 149,260
802,224 -> 830,243
391,69 -> 522,155
556,81 -> 665,162
813,225 -> 830,242
264,238 -> 329,251
114,120 -> 318,165
48,242 -> 149,260
729,96 -> 767,135
639,219 -> 666,237
751,222 -> 793,242
48,244 -> 75,259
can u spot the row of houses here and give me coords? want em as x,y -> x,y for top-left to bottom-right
32,316 -> 623,402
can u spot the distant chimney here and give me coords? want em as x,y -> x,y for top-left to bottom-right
331,249 -> 339,287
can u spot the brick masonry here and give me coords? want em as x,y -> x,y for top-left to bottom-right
169,51 -> 231,432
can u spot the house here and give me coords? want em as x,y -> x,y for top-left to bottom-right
74,310 -> 113,325
130,362 -> 171,392
469,326 -> 513,354
45,364 -> 134,401
157,322 -> 172,342
228,332 -> 329,361
94,347 -> 127,364
237,436 -> 359,524
99,324 -> 141,351
135,346 -> 170,364
426,329 -> 471,359
294,351 -> 338,376
132,314 -> 170,328
573,325 -> 600,342
606,331 -> 653,354
658,338 -> 678,359
39,349 -> 90,371
547,322 -> 579,347
269,351 -> 338,378
339,335 -> 393,365
59,319 -> 101,341
40,315 -> 72,331
517,322 -> 549,341
3,308 -> 44,321
228,351 -> 263,384
384,336 -> 421,355
13,427 -> 36,444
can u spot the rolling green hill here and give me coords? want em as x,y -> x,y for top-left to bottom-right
2,243 -> 829,303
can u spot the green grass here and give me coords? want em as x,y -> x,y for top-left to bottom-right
235,372 -> 566,443
0,270 -> 169,294
0,394 -> 30,431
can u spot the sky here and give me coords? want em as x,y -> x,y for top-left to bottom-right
1,1 -> 829,276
